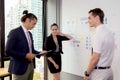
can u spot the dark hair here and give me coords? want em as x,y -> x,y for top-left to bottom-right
89,8 -> 104,23
21,10 -> 37,22
50,23 -> 58,29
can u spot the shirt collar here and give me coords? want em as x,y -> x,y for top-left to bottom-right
96,24 -> 104,31
21,25 -> 28,33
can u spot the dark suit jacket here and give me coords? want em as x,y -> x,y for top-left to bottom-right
5,26 -> 41,75
44,34 -> 70,57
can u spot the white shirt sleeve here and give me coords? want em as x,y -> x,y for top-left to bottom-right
93,32 -> 103,54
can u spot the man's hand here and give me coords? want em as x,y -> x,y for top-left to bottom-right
83,76 -> 89,80
26,53 -> 35,61
40,50 -> 47,56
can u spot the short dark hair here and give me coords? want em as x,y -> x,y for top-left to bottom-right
89,8 -> 104,23
21,10 -> 37,22
50,23 -> 58,29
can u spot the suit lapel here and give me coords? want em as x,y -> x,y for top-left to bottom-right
19,26 -> 29,48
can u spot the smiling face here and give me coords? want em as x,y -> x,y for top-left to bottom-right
88,12 -> 97,27
88,8 -> 104,28
51,25 -> 58,36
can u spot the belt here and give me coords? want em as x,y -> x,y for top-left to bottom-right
94,66 -> 111,69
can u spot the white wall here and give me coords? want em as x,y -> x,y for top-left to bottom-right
61,0 -> 120,80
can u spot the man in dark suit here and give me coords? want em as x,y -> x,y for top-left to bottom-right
5,10 -> 46,80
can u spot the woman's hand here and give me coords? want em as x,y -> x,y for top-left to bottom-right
48,57 -> 59,69
54,63 -> 59,69
57,31 -> 73,39
57,31 -> 64,36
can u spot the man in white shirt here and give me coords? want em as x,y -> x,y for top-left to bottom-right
84,8 -> 114,80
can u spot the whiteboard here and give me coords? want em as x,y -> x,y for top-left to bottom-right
61,0 -> 120,80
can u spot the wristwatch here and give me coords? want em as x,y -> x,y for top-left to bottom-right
84,71 -> 89,77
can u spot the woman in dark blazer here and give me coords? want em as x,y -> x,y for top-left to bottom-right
45,23 -> 72,80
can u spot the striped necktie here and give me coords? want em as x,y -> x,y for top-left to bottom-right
27,31 -> 32,53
